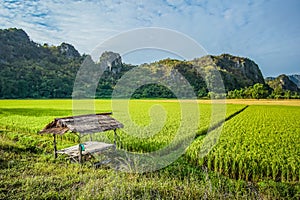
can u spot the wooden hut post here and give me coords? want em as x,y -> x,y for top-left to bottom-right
53,134 -> 57,159
78,134 -> 83,164
78,144 -> 82,164
114,129 -> 117,146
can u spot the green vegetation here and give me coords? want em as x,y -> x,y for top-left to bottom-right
0,28 -> 299,199
0,29 -> 84,98
3,28 -> 299,100
266,75 -> 300,99
187,105 -> 300,183
102,100 -> 243,153
227,83 -> 300,99
0,100 -> 299,199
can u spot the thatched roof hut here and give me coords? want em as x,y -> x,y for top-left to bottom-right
39,112 -> 123,135
39,112 -> 124,162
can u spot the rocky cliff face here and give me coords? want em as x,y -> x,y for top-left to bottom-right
214,54 -> 265,84
192,54 -> 265,91
99,51 -> 122,74
58,43 -> 80,58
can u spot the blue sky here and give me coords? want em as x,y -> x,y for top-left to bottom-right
0,0 -> 299,76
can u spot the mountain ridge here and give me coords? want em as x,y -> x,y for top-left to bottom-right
0,28 -> 298,99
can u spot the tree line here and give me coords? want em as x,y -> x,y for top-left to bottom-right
227,83 -> 300,99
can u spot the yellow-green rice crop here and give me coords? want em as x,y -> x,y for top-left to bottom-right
187,105 -> 300,183
0,100 -> 299,199
0,99 -> 244,153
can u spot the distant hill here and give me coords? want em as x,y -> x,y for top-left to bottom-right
266,75 -> 300,89
266,74 -> 299,93
0,28 -> 84,98
192,54 -> 265,91
0,28 -> 81,62
265,77 -> 276,82
288,74 -> 300,88
0,28 -> 298,99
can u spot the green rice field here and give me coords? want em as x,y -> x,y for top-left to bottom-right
0,99 -> 299,199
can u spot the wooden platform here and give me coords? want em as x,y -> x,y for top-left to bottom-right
39,113 -> 123,162
57,141 -> 115,158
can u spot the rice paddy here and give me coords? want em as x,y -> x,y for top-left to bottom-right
0,99 -> 299,199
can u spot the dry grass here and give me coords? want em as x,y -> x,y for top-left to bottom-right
133,99 -> 300,106
224,99 -> 300,106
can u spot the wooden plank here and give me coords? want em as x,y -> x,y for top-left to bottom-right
57,141 -> 115,157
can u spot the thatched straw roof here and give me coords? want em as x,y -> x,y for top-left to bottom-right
39,113 -> 123,135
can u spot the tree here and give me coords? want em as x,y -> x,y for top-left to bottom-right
243,86 -> 253,99
227,89 -> 243,99
251,83 -> 269,99
284,90 -> 291,99
198,88 -> 208,98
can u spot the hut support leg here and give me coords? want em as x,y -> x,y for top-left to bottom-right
53,134 -> 57,159
114,129 -> 117,146
77,134 -> 82,164
78,144 -> 82,164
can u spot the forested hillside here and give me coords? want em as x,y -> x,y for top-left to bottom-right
0,28 -> 84,98
0,28 -> 299,99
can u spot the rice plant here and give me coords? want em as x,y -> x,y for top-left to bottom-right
187,105 -> 300,183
